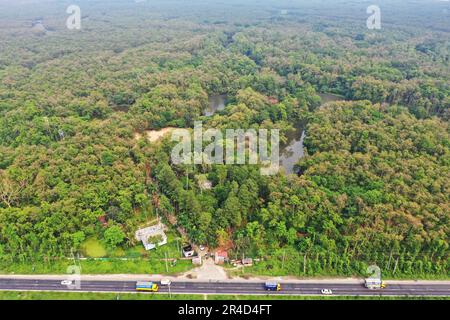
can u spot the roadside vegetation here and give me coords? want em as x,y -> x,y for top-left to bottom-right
0,291 -> 448,301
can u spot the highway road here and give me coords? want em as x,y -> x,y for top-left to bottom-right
0,278 -> 449,296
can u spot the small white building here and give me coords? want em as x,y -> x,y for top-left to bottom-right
214,250 -> 228,265
183,245 -> 195,257
135,223 -> 168,251
242,258 -> 253,266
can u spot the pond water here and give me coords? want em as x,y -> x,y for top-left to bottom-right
279,93 -> 345,175
318,93 -> 345,104
280,123 -> 306,175
203,93 -> 345,175
205,94 -> 227,116
31,19 -> 55,35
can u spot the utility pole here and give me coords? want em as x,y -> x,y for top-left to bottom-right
387,250 -> 393,271
70,247 -> 80,269
70,248 -> 75,265
303,254 -> 307,274
165,251 -> 169,273
176,238 -> 181,258
393,257 -> 399,275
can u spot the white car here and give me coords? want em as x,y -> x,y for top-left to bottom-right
321,289 -> 333,295
199,245 -> 206,251
160,279 -> 172,286
61,280 -> 73,286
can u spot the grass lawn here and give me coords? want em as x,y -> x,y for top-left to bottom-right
0,257 -> 193,275
0,291 -> 203,300
0,291 -> 448,300
81,238 -> 107,258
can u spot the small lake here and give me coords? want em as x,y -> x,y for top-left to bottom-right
280,93 -> 345,175
280,123 -> 306,175
318,93 -> 345,104
205,94 -> 227,116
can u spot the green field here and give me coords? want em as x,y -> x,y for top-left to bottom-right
0,232 -> 194,275
0,258 -> 193,275
228,264 -> 450,281
81,238 -> 107,258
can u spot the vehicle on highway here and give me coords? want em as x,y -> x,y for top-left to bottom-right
365,278 -> 386,290
160,279 -> 172,286
321,289 -> 333,295
60,280 -> 73,286
264,281 -> 281,291
136,281 -> 159,292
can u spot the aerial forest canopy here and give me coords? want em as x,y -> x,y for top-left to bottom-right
0,0 -> 448,277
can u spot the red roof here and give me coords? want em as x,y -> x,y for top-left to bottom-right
268,96 -> 279,105
98,215 -> 107,225
216,250 -> 228,258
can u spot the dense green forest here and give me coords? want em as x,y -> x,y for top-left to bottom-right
0,0 -> 448,277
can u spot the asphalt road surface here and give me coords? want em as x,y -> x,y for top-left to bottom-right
0,279 -> 449,296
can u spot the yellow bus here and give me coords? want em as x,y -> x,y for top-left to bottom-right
136,281 -> 159,292
265,281 -> 281,291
